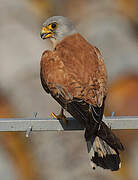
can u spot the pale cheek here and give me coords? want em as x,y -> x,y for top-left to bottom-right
50,38 -> 58,48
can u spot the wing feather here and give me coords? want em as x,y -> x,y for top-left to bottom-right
40,33 -> 107,129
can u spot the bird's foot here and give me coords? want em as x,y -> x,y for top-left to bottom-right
51,108 -> 68,126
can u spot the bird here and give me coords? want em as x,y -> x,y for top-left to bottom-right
40,16 -> 124,171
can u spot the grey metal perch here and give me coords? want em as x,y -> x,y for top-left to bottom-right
0,116 -> 138,133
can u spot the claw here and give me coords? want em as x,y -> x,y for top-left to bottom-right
50,108 -> 68,126
51,112 -> 57,119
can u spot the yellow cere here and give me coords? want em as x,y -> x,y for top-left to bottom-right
42,27 -> 47,32
41,27 -> 50,34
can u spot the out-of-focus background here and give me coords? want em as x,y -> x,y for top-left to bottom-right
0,0 -> 138,179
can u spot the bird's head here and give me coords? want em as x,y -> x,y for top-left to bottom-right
40,16 -> 77,46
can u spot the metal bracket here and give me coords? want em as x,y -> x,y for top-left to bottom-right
25,112 -> 38,138
26,126 -> 32,138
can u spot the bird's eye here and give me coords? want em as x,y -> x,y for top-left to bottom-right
48,23 -> 57,30
51,23 -> 57,29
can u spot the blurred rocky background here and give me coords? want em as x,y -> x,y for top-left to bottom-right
0,0 -> 138,180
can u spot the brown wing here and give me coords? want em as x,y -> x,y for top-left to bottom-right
40,32 -> 123,148
41,34 -> 107,105
40,33 -> 107,136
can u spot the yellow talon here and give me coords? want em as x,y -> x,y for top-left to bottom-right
50,108 -> 68,126
51,112 -> 57,119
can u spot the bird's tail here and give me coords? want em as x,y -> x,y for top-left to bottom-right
86,121 -> 124,171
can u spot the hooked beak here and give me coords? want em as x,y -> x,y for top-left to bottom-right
40,27 -> 54,39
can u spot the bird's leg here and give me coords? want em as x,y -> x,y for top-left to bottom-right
51,108 -> 68,126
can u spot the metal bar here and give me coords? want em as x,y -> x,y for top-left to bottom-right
0,116 -> 138,132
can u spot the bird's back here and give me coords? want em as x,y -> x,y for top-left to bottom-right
41,33 -> 107,106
